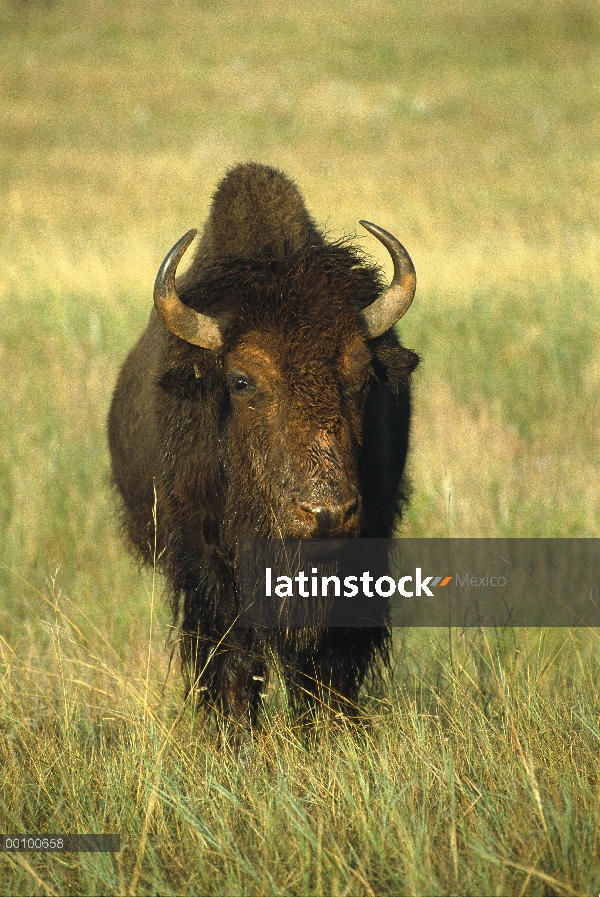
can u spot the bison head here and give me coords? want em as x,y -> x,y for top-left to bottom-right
153,223 -> 417,546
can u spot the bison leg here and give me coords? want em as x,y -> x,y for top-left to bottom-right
284,628 -> 387,718
213,647 -> 266,729
184,629 -> 266,730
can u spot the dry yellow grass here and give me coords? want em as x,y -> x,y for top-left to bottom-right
403,378 -> 600,537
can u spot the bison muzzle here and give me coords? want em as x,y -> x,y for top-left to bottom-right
108,163 -> 419,728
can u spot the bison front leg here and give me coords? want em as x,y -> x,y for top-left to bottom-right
286,628 -> 387,720
185,630 -> 265,732
213,646 -> 266,731
286,663 -> 360,720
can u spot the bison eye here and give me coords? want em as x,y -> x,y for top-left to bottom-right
227,372 -> 255,396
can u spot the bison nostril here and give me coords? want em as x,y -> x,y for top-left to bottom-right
344,496 -> 360,519
298,497 -> 360,535
299,504 -> 330,535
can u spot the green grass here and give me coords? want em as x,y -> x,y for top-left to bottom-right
1,0 -> 599,893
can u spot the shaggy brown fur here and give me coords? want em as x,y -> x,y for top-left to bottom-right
108,163 -> 419,728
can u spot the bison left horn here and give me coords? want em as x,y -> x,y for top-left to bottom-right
153,229 -> 224,350
359,221 -> 416,339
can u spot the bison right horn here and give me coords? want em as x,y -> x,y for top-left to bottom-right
359,221 -> 416,339
153,230 -> 224,350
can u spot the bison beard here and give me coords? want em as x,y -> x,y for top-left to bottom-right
108,163 -> 419,730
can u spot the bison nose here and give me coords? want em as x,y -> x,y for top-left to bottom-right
298,496 -> 360,536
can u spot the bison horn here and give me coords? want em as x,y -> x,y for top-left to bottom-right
359,221 -> 416,339
153,229 -> 224,350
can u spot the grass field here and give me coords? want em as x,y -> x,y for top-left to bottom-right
1,0 -> 599,893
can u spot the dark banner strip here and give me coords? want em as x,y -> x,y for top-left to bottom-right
0,834 -> 120,852
237,539 -> 600,627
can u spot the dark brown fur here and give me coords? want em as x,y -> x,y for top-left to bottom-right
108,163 -> 419,728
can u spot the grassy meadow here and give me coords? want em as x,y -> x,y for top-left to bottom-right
1,0 -> 599,893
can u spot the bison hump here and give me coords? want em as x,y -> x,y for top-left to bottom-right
196,163 -> 322,265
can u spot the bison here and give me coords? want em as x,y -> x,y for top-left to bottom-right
108,162 -> 419,728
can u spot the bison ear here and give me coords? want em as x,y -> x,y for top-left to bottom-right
158,359 -> 216,397
372,344 -> 420,385
157,350 -> 223,399
158,365 -> 198,397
